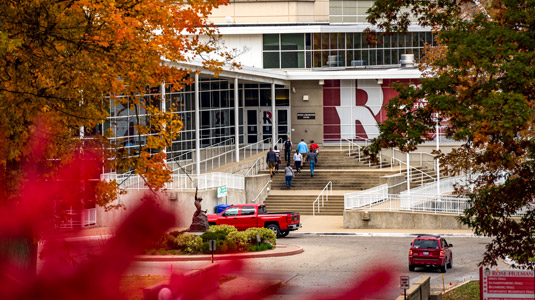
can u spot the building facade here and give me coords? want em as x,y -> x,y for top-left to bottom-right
106,0 -> 436,167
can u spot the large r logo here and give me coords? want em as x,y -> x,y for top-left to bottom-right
335,79 -> 383,140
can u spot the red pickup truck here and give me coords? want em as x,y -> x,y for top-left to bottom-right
207,204 -> 301,238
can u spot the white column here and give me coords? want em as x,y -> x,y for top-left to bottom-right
271,83 -> 276,147
234,78 -> 240,162
161,83 -> 167,162
407,152 -> 410,193
436,116 -> 441,198
195,73 -> 200,176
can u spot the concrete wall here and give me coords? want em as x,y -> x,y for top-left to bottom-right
209,0 -> 329,24
343,210 -> 470,230
245,174 -> 271,204
380,174 -> 406,194
395,276 -> 431,300
290,80 -> 324,144
97,188 -> 246,229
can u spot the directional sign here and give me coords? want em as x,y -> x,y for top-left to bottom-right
217,186 -> 227,198
400,276 -> 410,289
209,240 -> 216,251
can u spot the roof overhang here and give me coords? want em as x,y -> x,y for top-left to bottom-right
165,60 -> 423,85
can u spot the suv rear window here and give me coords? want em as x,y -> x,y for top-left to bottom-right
413,239 -> 439,249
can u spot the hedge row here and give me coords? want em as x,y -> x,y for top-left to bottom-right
146,225 -> 276,255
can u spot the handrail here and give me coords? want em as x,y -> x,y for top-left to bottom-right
172,137 -> 272,174
167,137 -> 234,164
389,155 -> 435,186
244,157 -> 266,177
251,180 -> 272,203
312,181 -> 333,216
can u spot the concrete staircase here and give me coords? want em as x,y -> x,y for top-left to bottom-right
262,149 -> 444,216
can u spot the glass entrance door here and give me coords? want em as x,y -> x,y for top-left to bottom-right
246,109 -> 258,143
277,109 -> 289,141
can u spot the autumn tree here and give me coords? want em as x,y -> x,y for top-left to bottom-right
0,0 -> 234,272
366,0 -> 535,268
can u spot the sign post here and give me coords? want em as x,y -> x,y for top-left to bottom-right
209,240 -> 216,263
400,275 -> 410,300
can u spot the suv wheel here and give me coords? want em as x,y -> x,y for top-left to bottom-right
280,230 -> 289,237
447,255 -> 453,269
440,264 -> 447,273
266,224 -> 281,237
409,264 -> 415,272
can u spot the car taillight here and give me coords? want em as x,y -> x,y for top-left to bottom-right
440,250 -> 444,257
287,215 -> 292,222
409,250 -> 413,255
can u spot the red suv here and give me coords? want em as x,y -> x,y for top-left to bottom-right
409,235 -> 453,273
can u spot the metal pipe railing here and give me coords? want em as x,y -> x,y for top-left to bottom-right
313,181 -> 333,216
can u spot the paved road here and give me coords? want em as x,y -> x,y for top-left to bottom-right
127,235 -> 509,299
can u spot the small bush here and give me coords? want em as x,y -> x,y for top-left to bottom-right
244,227 -> 277,246
174,234 -> 202,254
246,244 -> 273,252
227,231 -> 249,249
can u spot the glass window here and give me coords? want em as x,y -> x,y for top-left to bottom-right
260,89 -> 271,106
258,205 -> 267,214
281,34 -> 304,51
413,239 -> 439,249
281,51 -> 304,68
241,206 -> 255,216
263,34 -> 279,50
222,207 -> 239,216
275,89 -> 289,106
263,52 -> 280,69
244,89 -> 258,106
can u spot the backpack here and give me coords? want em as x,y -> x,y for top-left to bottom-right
284,140 -> 292,149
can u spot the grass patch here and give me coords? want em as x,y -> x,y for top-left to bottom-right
119,275 -> 169,300
443,280 -> 479,300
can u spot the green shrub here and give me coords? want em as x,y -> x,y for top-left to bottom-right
244,227 -> 277,246
246,244 -> 273,252
174,233 -> 202,254
208,225 -> 237,237
227,231 -> 249,249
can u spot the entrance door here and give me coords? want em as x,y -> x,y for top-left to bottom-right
277,109 -> 289,141
246,109 -> 258,143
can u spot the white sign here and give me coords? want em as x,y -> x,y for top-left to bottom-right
400,276 -> 410,289
209,240 -> 216,251
217,186 -> 227,198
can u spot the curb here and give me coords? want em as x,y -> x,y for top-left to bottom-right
292,232 -> 480,238
135,244 -> 304,261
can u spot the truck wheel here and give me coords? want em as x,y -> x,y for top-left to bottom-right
447,255 -> 453,269
280,230 -> 289,237
409,264 -> 415,272
266,224 -> 281,237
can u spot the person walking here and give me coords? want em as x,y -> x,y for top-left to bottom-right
293,149 -> 303,174
297,139 -> 308,168
306,148 -> 318,177
274,145 -> 281,174
284,163 -> 294,189
283,137 -> 293,163
309,140 -> 319,164
266,147 -> 277,177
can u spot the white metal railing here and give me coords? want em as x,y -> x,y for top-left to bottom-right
251,180 -> 272,203
243,157 -> 268,176
389,148 -> 437,171
59,208 -> 97,229
344,184 -> 389,210
400,175 -> 466,198
168,172 -> 245,190
167,138 -> 234,167
313,181 -> 333,216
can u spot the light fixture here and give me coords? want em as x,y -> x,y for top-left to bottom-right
302,95 -> 309,101
225,16 -> 233,23
318,79 -> 324,85
291,87 -> 296,93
